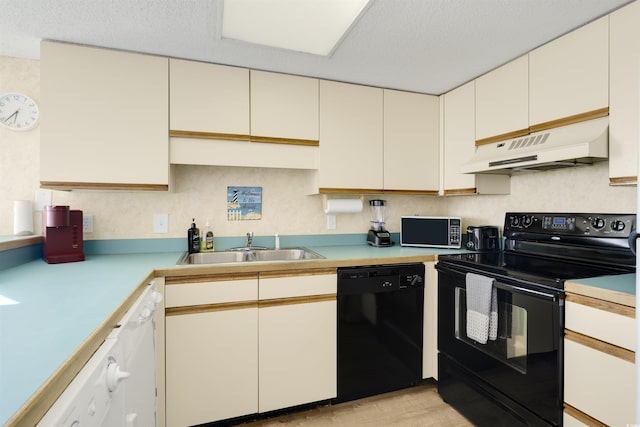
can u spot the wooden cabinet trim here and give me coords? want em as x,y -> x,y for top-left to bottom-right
259,294 -> 336,308
166,273 -> 259,285
566,293 -> 635,318
609,176 -> 638,186
319,187 -> 384,195
250,135 -> 319,147
169,129 -> 251,141
166,300 -> 258,316
564,403 -> 607,427
381,189 -> 440,196
565,330 -> 635,363
444,188 -> 477,195
529,107 -> 609,133
259,269 -> 337,279
40,181 -> 168,191
475,128 -> 530,146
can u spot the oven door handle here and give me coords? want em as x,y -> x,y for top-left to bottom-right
492,281 -> 559,301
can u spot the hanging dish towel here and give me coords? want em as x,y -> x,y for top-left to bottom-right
466,272 -> 498,344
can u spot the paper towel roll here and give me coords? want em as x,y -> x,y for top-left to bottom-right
324,198 -> 363,214
14,200 -> 34,236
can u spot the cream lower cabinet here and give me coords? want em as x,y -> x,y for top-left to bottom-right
563,293 -> 636,427
164,274 -> 259,427
258,269 -> 337,413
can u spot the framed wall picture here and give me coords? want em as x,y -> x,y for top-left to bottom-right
227,186 -> 262,220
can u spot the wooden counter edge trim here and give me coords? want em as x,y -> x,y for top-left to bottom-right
250,135 -> 320,147
566,293 -> 635,318
165,272 -> 259,285
259,294 -> 336,308
609,176 -> 637,186
5,276 -> 155,427
40,181 -> 169,191
169,129 -> 251,141
475,128 -> 530,147
529,107 -> 609,133
259,268 -> 337,279
166,300 -> 259,316
563,403 -> 607,427
565,330 -> 635,363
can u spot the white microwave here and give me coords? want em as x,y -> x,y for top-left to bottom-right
400,216 -> 462,248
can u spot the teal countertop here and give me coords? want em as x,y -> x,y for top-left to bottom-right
1,240 -> 635,426
0,241 -> 463,426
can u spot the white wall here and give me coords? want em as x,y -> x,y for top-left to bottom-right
0,56 -> 636,239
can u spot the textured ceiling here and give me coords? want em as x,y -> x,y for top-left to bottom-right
0,0 -> 634,95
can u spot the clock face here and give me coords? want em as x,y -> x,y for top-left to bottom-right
0,92 -> 40,131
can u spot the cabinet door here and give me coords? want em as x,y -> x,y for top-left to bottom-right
475,55 -> 529,143
609,0 -> 640,185
250,70 -> 319,144
529,16 -> 609,127
383,89 -> 439,193
164,275 -> 258,426
258,271 -> 337,412
165,309 -> 258,426
319,80 -> 383,192
40,41 -> 168,191
170,59 -> 250,137
564,337 -> 635,427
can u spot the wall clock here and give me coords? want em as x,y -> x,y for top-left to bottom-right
0,92 -> 40,131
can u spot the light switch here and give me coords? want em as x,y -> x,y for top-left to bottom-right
153,213 -> 169,234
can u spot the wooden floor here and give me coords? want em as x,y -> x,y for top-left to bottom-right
238,383 -> 473,427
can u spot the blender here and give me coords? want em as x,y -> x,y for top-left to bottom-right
367,199 -> 392,247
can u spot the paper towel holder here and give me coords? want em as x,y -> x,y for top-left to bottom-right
322,195 -> 364,214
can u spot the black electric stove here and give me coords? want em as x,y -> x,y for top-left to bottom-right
436,212 -> 636,427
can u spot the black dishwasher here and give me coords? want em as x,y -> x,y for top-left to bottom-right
337,263 -> 425,403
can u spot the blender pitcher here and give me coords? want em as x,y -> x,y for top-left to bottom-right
367,199 -> 392,247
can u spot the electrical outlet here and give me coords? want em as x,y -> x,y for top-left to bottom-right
83,215 -> 94,233
326,214 -> 337,230
153,213 -> 169,234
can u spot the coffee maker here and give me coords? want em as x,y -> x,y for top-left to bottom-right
367,199 -> 392,247
42,205 -> 85,264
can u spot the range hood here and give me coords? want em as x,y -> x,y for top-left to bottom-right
462,117 -> 609,174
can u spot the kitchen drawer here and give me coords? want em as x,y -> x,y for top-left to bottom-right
564,337 -> 635,426
259,270 -> 336,300
165,274 -> 258,307
565,294 -> 635,351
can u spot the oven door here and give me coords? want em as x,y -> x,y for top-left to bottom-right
437,262 -> 563,426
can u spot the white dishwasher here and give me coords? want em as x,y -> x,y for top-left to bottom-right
38,282 -> 162,427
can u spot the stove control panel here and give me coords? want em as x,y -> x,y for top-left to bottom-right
505,213 -> 636,237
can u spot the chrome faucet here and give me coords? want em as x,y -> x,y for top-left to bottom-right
246,232 -> 254,248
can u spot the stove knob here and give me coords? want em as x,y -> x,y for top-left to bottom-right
510,216 -> 521,227
522,216 -> 533,228
591,217 -> 606,229
611,220 -> 626,231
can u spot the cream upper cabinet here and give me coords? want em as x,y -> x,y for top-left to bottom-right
40,41 -> 169,191
383,89 -> 439,194
528,16 -> 609,128
475,55 -> 529,143
169,58 -> 250,137
609,0 -> 639,186
318,80 -> 384,192
258,270 -> 337,413
250,70 -> 319,144
442,82 -> 510,195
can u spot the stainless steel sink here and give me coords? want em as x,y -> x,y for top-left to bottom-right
176,247 -> 325,265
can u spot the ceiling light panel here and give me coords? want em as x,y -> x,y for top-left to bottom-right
222,0 -> 371,56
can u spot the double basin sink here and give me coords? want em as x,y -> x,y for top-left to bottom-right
177,247 -> 325,265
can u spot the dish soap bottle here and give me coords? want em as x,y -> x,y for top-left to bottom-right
188,218 -> 200,254
202,218 -> 215,252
